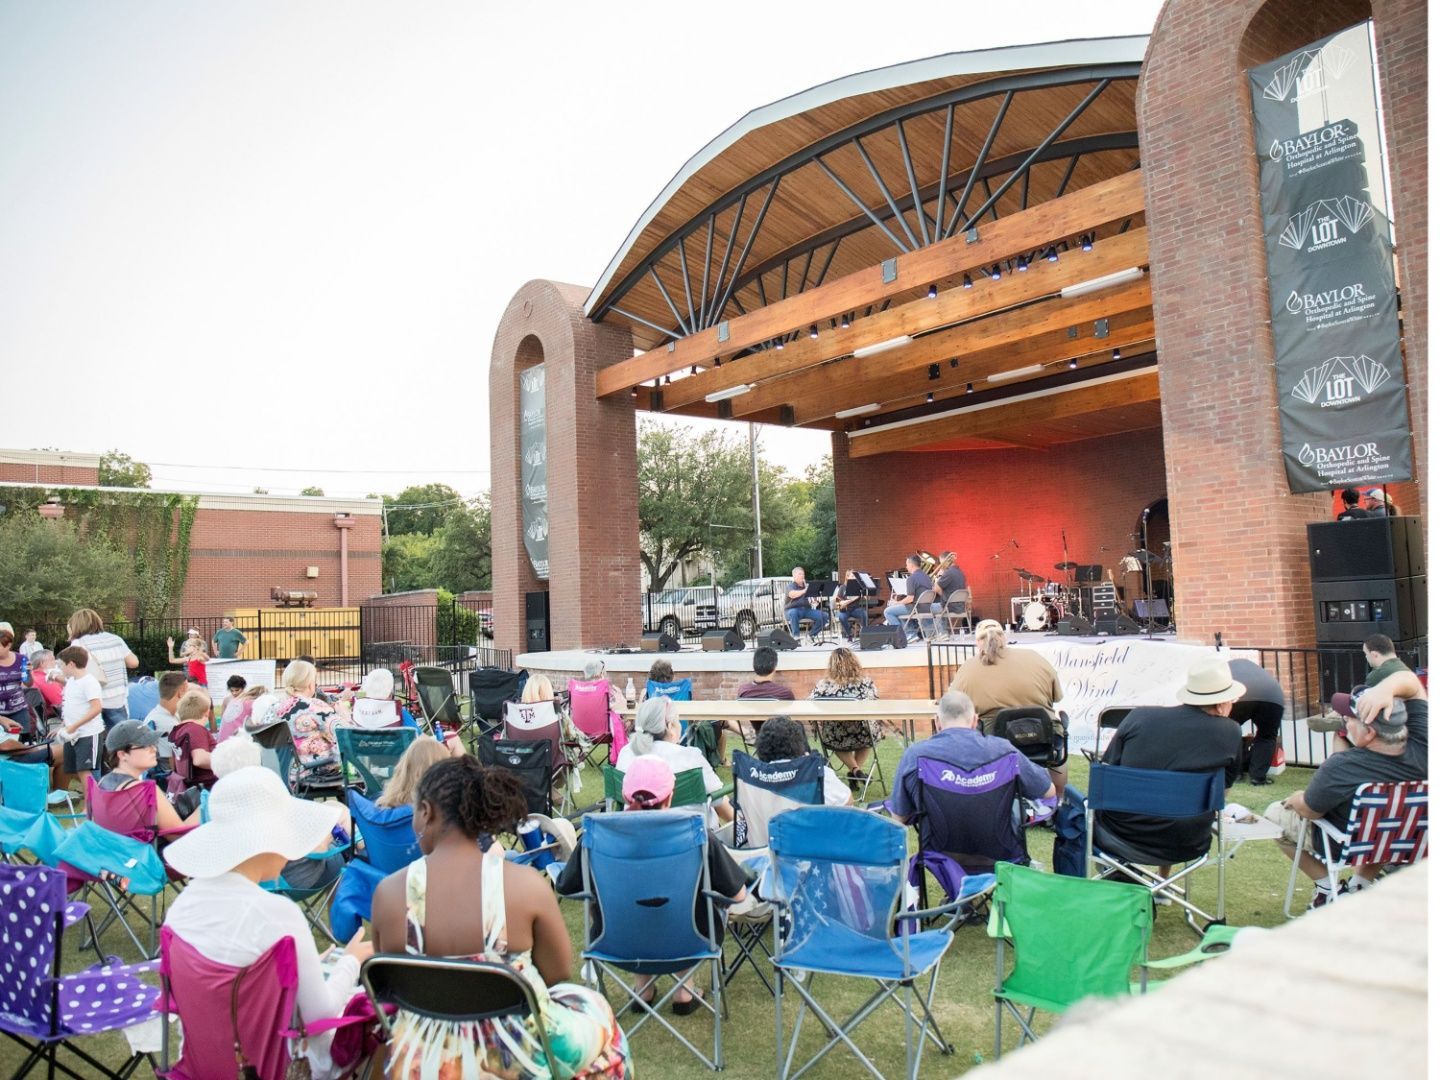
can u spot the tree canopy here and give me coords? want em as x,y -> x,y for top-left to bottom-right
381,494 -> 491,594
0,516 -> 131,629
98,450 -> 151,488
384,484 -> 464,536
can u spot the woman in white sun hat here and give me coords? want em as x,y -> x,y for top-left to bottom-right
163,766 -> 373,1079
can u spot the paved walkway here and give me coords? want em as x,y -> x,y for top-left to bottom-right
972,864 -> 1429,1079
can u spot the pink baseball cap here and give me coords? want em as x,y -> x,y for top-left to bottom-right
623,756 -> 675,808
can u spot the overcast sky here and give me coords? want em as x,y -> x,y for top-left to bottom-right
0,0 -> 1163,498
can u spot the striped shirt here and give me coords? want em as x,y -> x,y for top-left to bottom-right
72,631 -> 133,710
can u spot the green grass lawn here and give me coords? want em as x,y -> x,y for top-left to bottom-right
6,744 -> 1314,1079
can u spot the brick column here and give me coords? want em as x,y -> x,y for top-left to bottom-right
490,281 -> 641,654
1138,0 -> 1425,645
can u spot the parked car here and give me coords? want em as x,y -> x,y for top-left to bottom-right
642,586 -> 717,639
695,577 -> 795,640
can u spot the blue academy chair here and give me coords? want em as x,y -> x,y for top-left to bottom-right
723,750 -> 825,994
896,752 -> 1036,913
335,726 -> 418,797
768,806 -> 965,1080
648,678 -> 696,741
575,810 -> 734,1070
329,790 -> 421,941
1085,763 -> 1228,934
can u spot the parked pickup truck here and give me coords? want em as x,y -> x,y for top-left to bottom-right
641,586 -> 718,640
693,577 -> 795,640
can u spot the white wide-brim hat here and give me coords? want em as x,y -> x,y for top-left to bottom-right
1176,658 -> 1247,706
163,766 -> 340,879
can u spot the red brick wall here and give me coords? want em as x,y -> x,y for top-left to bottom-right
490,281 -> 642,654
1139,0 -> 1426,645
182,507 -> 381,612
832,427 -> 1169,627
360,590 -> 438,649
0,462 -> 100,485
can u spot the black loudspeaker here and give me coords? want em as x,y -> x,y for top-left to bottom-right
859,626 -> 907,651
1307,517 -> 1423,581
1094,613 -> 1141,636
524,591 -> 550,652
640,631 -> 680,653
1314,575 -> 1426,642
702,629 -> 745,652
1133,599 -> 1170,620
763,628 -> 799,651
1056,616 -> 1094,636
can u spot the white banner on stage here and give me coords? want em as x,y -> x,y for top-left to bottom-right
1011,638 -> 1230,739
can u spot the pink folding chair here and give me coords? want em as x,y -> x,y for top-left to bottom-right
158,927 -> 300,1080
566,678 -> 618,768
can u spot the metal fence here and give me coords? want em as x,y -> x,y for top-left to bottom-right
29,596 -> 507,683
926,642 -> 977,697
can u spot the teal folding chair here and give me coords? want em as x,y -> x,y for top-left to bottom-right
335,726 -> 417,797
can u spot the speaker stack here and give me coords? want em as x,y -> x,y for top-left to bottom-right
702,629 -> 746,652
761,627 -> 799,651
524,591 -> 550,652
640,631 -> 680,653
858,625 -> 907,651
1307,516 -> 1426,644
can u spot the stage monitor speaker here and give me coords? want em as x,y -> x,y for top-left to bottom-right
524,590 -> 550,652
1095,613 -> 1141,636
640,631 -> 680,653
859,626 -> 907,651
1056,616 -> 1094,636
762,628 -> 799,651
702,629 -> 745,652
1133,599 -> 1170,620
1307,516 -> 1423,581
1313,575 -> 1426,642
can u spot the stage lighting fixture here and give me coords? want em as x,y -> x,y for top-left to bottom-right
962,273 -> 973,289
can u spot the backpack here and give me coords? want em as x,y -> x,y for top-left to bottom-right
1051,784 -> 1088,877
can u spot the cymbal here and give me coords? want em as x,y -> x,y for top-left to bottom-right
1053,561 -> 1078,571
1013,568 -> 1041,581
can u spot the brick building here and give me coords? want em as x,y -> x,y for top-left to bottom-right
488,7 -> 1426,655
0,449 -> 382,613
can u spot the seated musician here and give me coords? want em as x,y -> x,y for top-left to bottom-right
784,567 -> 829,639
835,570 -> 869,640
883,555 -> 933,643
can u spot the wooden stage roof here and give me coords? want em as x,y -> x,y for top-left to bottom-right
588,38 -> 1160,455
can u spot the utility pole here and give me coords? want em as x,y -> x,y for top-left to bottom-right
749,423 -> 763,579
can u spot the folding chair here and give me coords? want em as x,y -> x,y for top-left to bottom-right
329,791 -> 421,942
600,765 -> 715,813
1283,780 -> 1429,917
335,726 -> 418,797
52,821 -> 169,960
897,751 -> 1032,914
0,759 -> 79,865
0,863 -> 158,1080
1092,706 -> 1132,758
645,678 -> 693,703
575,810 -> 733,1070
566,677 -> 617,769
261,839 -> 351,945
503,701 -> 575,815
990,861 -> 1151,1057
817,717 -> 888,803
994,707 -> 1069,770
250,718 -> 347,802
476,738 -> 556,818
413,665 -> 468,741
722,751 -> 825,993
898,589 -> 940,642
362,954 -> 567,1078
1086,762 -> 1227,934
467,666 -> 523,739
941,589 -> 972,640
769,806 -> 963,1080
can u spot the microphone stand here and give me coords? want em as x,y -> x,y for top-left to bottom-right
1139,506 -> 1158,636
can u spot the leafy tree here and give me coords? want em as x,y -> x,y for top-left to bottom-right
252,486 -> 269,495
427,496 -> 492,593
98,450 -> 151,488
300,486 -> 325,497
0,516 -> 131,630
382,532 -> 437,593
384,484 -> 463,535
637,421 -> 755,589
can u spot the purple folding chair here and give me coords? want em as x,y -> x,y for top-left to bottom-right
0,862 -> 158,1079
158,926 -> 299,1080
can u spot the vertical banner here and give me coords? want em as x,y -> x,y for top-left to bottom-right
519,365 -> 549,579
1249,22 -> 1412,492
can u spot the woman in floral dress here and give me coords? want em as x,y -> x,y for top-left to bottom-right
810,646 -> 882,787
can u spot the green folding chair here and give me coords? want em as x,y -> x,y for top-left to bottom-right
990,861 -> 1152,1057
601,765 -> 712,811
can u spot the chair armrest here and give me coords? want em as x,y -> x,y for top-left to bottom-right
700,889 -> 741,908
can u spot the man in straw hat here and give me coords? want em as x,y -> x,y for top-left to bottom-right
1264,668 -> 1428,909
1096,657 -> 1245,867
162,767 -> 372,1078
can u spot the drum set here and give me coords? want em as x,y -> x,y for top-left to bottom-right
1010,563 -> 1084,631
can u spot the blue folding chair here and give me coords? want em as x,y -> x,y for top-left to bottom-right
645,678 -> 693,703
769,806 -> 963,1080
575,810 -> 732,1070
335,726 -> 418,796
1085,763 -> 1227,934
52,821 -> 169,960
0,760 -> 78,866
329,791 -> 421,941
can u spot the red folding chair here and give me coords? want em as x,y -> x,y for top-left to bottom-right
1284,779 -> 1428,916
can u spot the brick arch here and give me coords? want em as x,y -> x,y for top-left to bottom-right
489,280 -> 641,654
1138,0 -> 1425,645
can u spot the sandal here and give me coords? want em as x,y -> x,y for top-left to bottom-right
626,985 -> 657,1015
672,990 -> 705,1017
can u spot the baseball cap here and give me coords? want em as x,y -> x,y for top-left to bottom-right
1360,697 -> 1408,739
622,756 -> 675,808
1363,488 -> 1385,500
105,720 -> 162,753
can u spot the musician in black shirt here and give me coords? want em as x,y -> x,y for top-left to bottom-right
835,570 -> 869,640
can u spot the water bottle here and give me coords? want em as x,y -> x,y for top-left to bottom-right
624,677 -> 636,708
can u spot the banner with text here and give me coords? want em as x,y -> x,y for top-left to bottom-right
1249,22 -> 1412,492
519,365 -> 549,579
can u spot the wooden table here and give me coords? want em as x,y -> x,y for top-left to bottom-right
622,698 -> 939,743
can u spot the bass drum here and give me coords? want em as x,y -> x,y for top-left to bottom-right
1021,601 -> 1051,631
